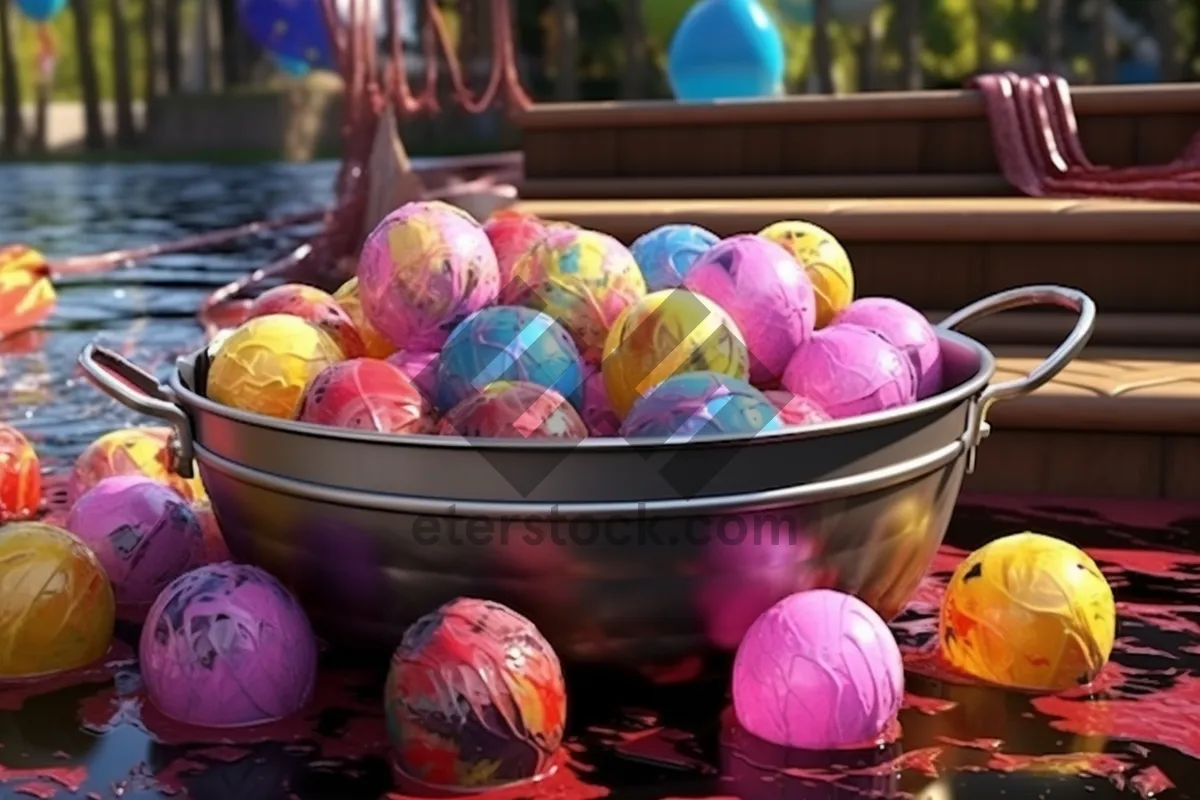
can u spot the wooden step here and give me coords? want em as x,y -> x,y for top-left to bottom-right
967,348 -> 1198,500
515,84 -> 1200,188
515,196 -> 1200,315
929,312 -> 1200,349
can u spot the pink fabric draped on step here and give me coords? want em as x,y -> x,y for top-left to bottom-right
970,72 -> 1200,201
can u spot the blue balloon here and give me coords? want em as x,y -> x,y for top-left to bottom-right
238,0 -> 336,69
274,55 -> 313,77
15,0 -> 67,22
668,0 -> 786,102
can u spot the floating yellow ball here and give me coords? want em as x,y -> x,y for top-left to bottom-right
759,220 -> 854,328
207,314 -> 345,419
334,277 -> 397,360
602,289 -> 750,419
0,522 -> 115,679
939,531 -> 1116,692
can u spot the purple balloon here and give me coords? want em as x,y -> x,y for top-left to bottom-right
66,476 -> 205,611
139,563 -> 318,728
732,589 -> 903,749
833,297 -> 944,400
684,234 -> 816,384
781,324 -> 916,419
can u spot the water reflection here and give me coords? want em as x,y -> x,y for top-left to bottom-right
0,162 -> 336,468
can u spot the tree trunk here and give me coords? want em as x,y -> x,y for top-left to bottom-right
812,0 -> 835,93
143,0 -> 165,98
1151,0 -> 1179,80
216,0 -> 253,87
897,0 -> 923,90
855,11 -> 884,91
164,0 -> 183,92
620,0 -> 649,98
0,0 -> 22,156
70,0 -> 107,149
973,0 -> 991,72
1038,0 -> 1064,71
109,0 -> 138,147
552,0 -> 579,100
1091,0 -> 1116,83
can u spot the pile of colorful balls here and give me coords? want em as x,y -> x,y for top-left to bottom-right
204,200 -> 941,439
0,201 -> 1118,793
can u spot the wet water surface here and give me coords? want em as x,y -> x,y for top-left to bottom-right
1,164 -> 1198,799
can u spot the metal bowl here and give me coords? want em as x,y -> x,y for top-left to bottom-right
80,285 -> 1094,668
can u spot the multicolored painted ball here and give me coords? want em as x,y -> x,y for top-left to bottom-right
334,277 -> 397,359
68,427 -> 203,503
0,424 -> 41,522
602,289 -> 750,420
834,297 -> 944,400
733,590 -> 903,749
683,234 -> 816,384
436,306 -> 584,414
759,220 -> 855,328
509,227 -> 647,363
386,349 -> 441,404
296,358 -> 429,433
762,390 -> 831,427
66,476 -> 205,611
781,325 -> 916,420
483,212 -> 547,295
629,223 -> 720,292
581,367 -> 620,437
0,522 -> 115,680
621,372 -> 783,441
207,314 -> 345,419
356,203 -> 500,352
139,563 -> 319,727
439,381 -> 587,439
247,283 -> 366,358
385,597 -> 567,789
939,532 -> 1116,692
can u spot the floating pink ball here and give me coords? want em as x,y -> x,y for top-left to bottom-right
140,563 -> 318,728
732,589 -> 904,750
356,202 -> 499,352
66,476 -> 205,612
763,390 -> 831,427
781,325 -> 916,420
683,234 -> 816,385
833,297 -> 944,400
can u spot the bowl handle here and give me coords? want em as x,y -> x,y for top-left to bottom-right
77,343 -> 196,478
937,285 -> 1096,472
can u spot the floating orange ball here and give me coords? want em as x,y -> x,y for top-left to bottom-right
0,424 -> 40,522
248,283 -> 366,358
0,522 -> 115,679
333,277 -> 397,359
0,245 -> 56,339
68,427 -> 202,503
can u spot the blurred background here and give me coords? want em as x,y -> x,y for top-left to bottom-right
0,0 -> 1197,159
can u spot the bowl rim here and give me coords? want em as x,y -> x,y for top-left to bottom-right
170,327 -> 995,452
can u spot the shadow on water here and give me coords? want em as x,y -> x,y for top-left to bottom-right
3,164 -> 1200,798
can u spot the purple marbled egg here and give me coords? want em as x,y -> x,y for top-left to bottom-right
139,562 -> 318,728
683,234 -> 816,385
66,476 -> 205,612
